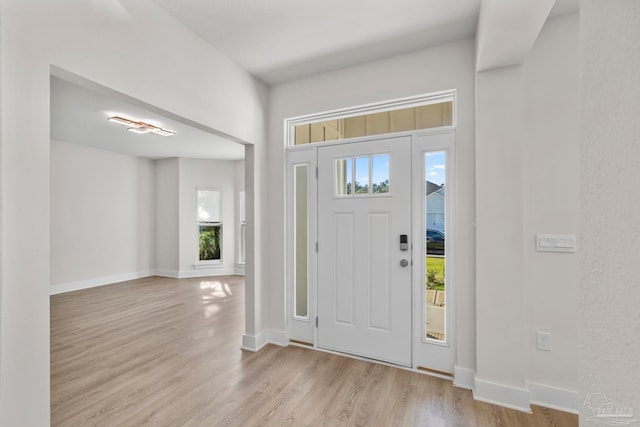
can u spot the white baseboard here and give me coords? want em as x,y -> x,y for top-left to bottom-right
474,376 -> 532,413
49,270 -> 154,295
177,268 -> 236,278
235,264 -> 246,276
241,329 -> 289,352
527,382 -> 578,414
241,331 -> 269,352
155,268 -> 238,278
268,329 -> 289,347
448,369 -> 577,414
453,366 -> 475,390
154,269 -> 179,278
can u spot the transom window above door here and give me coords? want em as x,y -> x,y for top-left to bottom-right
291,95 -> 454,146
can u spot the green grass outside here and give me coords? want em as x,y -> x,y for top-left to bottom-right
426,256 -> 445,290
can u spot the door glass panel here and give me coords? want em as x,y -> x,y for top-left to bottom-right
294,164 -> 308,318
425,151 -> 446,341
335,158 -> 352,196
372,154 -> 390,194
335,155 -> 390,197
354,157 -> 369,194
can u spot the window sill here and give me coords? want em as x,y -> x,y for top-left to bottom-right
193,261 -> 223,270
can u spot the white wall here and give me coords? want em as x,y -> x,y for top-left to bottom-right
475,64 -> 528,406
178,158 -> 238,276
0,0 -> 267,424
269,39 -> 477,368
475,14 -> 580,411
580,0 -> 640,421
155,158 -> 180,274
51,151 -> 241,281
50,141 -> 155,293
522,14 -> 579,395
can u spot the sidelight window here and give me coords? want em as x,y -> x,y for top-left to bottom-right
425,151 -> 446,341
294,165 -> 309,318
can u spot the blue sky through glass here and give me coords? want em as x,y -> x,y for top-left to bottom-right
372,154 -> 389,187
355,157 -> 369,187
425,151 -> 446,185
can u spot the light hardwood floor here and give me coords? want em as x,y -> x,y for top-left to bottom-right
51,276 -> 577,426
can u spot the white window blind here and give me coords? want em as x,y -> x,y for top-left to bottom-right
197,190 -> 221,222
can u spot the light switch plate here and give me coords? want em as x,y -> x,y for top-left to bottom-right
536,234 -> 576,253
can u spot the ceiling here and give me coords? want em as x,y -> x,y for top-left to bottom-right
50,76 -> 245,160
51,1 -> 579,159
152,0 -> 578,85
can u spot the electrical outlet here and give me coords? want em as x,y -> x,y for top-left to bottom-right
536,331 -> 551,351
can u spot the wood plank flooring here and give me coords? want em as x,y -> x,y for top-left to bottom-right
51,276 -> 577,426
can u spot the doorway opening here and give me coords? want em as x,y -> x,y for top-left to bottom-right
49,68 -> 254,413
49,68 -> 250,294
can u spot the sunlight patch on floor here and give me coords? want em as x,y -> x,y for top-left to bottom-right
200,281 -> 233,317
200,281 -> 232,297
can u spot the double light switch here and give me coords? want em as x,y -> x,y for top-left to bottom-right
536,234 -> 576,253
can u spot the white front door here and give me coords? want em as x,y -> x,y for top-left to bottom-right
317,136 -> 412,366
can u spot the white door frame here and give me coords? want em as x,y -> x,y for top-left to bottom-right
411,130 -> 456,374
286,146 -> 317,344
286,128 -> 456,373
284,88 -> 457,372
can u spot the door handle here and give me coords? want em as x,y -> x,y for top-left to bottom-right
400,259 -> 409,268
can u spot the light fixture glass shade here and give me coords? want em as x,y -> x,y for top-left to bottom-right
127,127 -> 152,134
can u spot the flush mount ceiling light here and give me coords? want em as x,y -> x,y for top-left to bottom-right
107,115 -> 175,136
